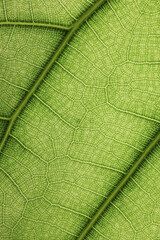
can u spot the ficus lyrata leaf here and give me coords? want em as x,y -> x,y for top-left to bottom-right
0,0 -> 160,239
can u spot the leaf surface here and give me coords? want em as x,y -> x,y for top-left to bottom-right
0,0 -> 160,239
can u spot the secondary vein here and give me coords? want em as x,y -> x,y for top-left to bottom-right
77,130 -> 160,240
0,116 -> 11,121
0,0 -> 160,239
0,21 -> 72,30
0,0 -> 107,152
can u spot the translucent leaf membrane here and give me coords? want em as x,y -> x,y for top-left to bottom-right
0,0 -> 160,239
86,143 -> 160,240
0,26 -> 64,117
0,0 -> 96,26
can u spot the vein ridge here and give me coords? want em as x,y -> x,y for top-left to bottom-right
0,21 -> 72,30
77,130 -> 160,239
0,0 -> 107,152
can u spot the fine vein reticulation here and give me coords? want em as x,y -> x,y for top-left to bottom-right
77,130 -> 160,239
0,0 -> 106,152
1,0 -> 160,239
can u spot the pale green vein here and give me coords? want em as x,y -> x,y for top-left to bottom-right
111,202 -> 135,232
34,94 -> 76,129
0,21 -> 72,30
77,130 -> 160,240
107,102 -> 160,124
0,0 -> 107,152
23,217 -> 77,237
0,167 -> 27,200
0,116 -> 11,121
68,156 -> 126,174
43,197 -> 90,219
10,134 -> 47,163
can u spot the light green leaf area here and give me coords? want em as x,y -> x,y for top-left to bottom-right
0,0 -> 160,239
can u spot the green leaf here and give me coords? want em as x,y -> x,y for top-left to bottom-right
0,0 -> 160,239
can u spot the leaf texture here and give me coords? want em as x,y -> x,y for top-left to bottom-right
0,0 -> 160,239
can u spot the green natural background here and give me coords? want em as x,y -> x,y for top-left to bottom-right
0,0 -> 160,239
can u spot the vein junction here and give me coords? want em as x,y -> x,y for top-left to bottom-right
77,130 -> 160,240
0,0 -> 107,152
1,0 -> 160,239
0,21 -> 72,30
